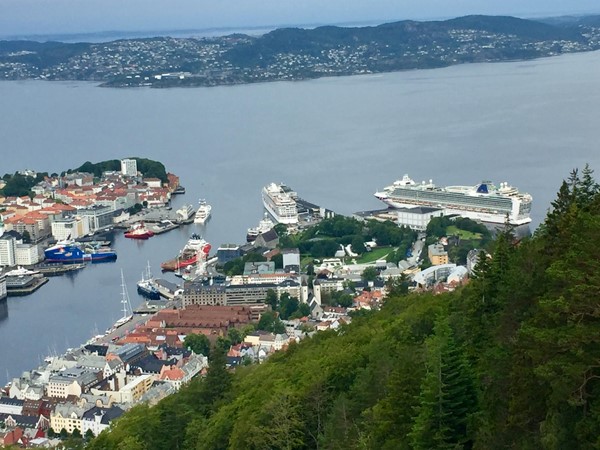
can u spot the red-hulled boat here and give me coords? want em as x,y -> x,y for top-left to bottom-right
124,222 -> 155,240
161,234 -> 211,271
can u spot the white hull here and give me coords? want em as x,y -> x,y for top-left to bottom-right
379,197 -> 530,225
263,201 -> 298,224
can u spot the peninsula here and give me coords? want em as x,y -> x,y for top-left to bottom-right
1,15 -> 599,88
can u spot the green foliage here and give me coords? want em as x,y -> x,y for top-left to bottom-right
222,251 -> 266,276
409,315 -> 477,449
257,310 -> 286,334
71,157 -> 168,182
86,166 -> 600,450
361,265 -> 378,282
183,333 -> 211,358
0,172 -> 36,197
278,293 -> 300,320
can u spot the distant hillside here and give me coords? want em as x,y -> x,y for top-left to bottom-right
0,14 -> 599,88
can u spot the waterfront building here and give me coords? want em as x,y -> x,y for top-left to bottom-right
77,205 -> 115,232
15,243 -> 41,266
51,216 -> 90,241
0,232 -> 18,267
0,272 -> 6,300
121,159 -> 138,177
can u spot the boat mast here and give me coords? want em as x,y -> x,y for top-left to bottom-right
120,269 -> 133,319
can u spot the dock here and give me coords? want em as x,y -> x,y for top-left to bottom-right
6,275 -> 49,296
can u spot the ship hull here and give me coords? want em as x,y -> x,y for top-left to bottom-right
137,283 -> 161,300
44,242 -> 117,263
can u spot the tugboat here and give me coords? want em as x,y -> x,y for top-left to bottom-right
124,222 -> 155,239
137,262 -> 161,300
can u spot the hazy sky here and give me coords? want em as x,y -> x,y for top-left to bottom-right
1,0 -> 599,37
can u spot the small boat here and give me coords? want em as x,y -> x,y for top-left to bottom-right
4,266 -> 40,277
194,199 -> 212,224
247,213 -> 275,242
137,262 -> 160,300
124,222 -> 155,240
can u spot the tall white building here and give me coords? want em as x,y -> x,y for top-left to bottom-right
121,158 -> 138,177
0,234 -> 17,267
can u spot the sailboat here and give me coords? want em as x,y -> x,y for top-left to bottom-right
113,270 -> 133,329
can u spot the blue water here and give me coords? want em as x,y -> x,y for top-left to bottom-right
1,50 -> 600,379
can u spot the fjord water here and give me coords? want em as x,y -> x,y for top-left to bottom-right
1,51 -> 600,379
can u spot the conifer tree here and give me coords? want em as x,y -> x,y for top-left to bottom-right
410,316 -> 477,450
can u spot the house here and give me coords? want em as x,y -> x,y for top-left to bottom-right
81,406 -> 124,437
50,404 -> 86,434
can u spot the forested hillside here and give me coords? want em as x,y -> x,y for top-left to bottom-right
88,166 -> 600,449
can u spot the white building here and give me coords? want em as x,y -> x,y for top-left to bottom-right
121,159 -> 138,177
397,206 -> 444,231
0,272 -> 6,300
15,243 -> 41,266
0,234 -> 17,267
51,216 -> 90,241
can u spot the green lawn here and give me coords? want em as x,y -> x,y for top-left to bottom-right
355,247 -> 392,264
446,225 -> 482,240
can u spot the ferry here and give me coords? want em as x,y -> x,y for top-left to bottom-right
374,174 -> 532,225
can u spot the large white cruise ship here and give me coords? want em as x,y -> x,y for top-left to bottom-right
374,174 -> 532,225
262,183 -> 299,224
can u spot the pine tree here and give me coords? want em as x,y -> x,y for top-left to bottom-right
410,316 -> 477,450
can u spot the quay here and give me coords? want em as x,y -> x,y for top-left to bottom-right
6,275 -> 49,296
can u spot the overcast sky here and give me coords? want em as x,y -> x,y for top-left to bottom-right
1,0 -> 599,38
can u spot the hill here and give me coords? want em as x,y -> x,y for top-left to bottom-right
86,165 -> 600,448
0,14 -> 599,88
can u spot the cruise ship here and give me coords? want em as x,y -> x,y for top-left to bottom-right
262,183 -> 299,224
374,174 -> 532,225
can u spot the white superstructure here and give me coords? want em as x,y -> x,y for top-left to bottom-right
194,200 -> 212,224
261,183 -> 299,224
374,175 -> 532,225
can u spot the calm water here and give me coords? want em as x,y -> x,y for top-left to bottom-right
1,51 -> 600,379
